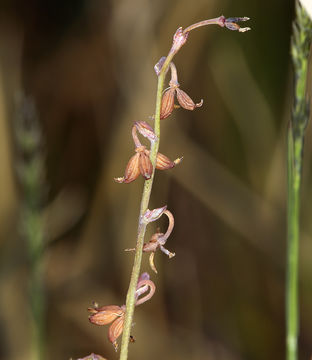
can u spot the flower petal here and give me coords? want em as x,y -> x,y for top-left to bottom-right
176,88 -> 203,110
160,88 -> 176,119
108,315 -> 125,351
88,305 -> 123,326
123,153 -> 140,183
139,152 -> 153,179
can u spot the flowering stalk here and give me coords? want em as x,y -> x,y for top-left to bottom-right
118,54 -> 173,360
286,2 -> 312,360
118,15 -> 250,360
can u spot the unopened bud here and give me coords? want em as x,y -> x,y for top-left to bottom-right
225,17 -> 251,32
171,27 -> 189,55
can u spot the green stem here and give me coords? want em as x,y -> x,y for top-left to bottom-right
286,3 -> 312,360
286,127 -> 301,360
119,53 -> 175,360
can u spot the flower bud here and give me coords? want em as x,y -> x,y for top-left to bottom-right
108,315 -> 125,351
160,88 -> 175,119
88,305 -> 123,326
176,88 -> 203,110
171,27 -> 189,55
225,17 -> 251,32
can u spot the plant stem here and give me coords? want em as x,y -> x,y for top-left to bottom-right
286,2 -> 312,360
119,16 -> 249,359
119,52 -> 175,360
183,16 -> 224,33
286,125 -> 300,360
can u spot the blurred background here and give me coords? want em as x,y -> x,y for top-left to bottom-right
1,0 -> 312,359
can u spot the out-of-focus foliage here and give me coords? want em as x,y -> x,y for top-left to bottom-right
1,1 -> 312,360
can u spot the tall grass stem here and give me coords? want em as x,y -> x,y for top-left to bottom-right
287,2 -> 312,359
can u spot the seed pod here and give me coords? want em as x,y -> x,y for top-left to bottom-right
176,88 -> 203,110
160,88 -> 175,119
108,314 -> 125,350
139,152 -> 153,179
122,153 -> 140,183
88,305 -> 123,326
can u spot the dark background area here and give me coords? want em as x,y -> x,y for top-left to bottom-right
1,0 -> 312,359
